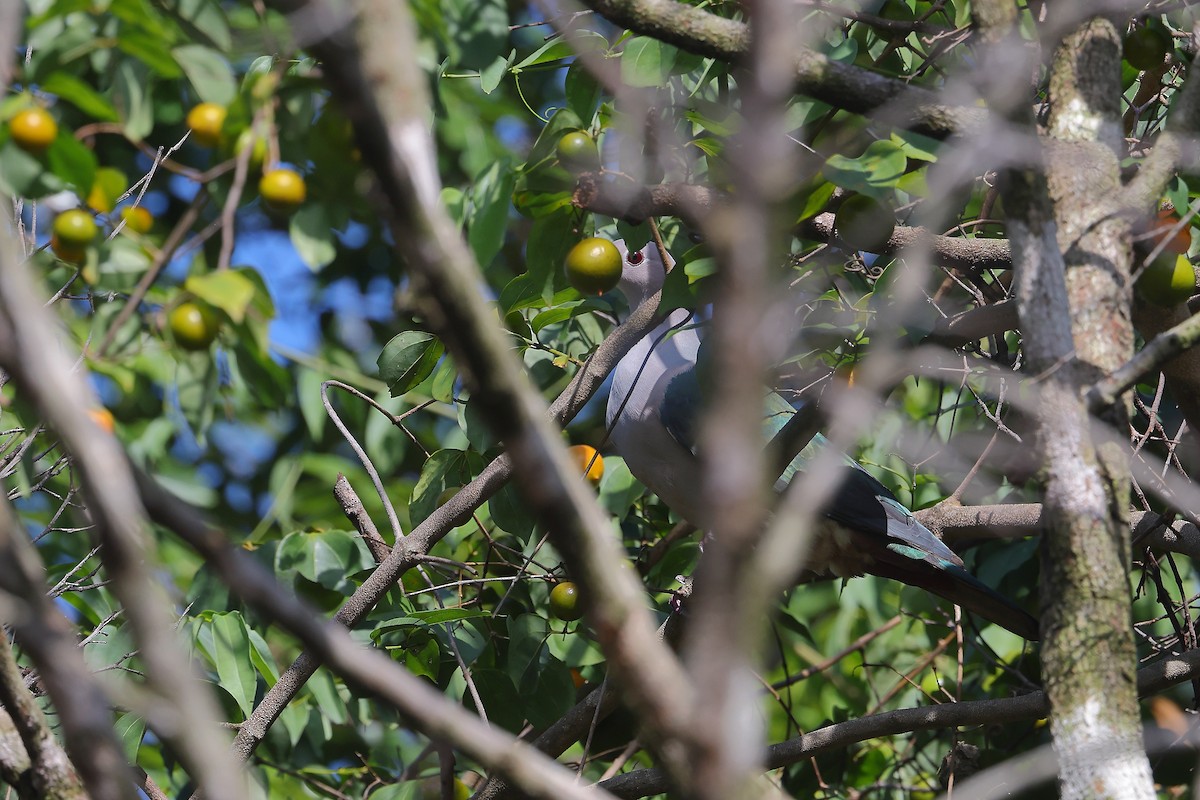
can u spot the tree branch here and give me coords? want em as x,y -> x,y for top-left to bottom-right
0,493 -> 133,800
580,0 -> 983,137
1087,309 -> 1200,411
573,174 -> 1013,272
0,614 -> 87,799
596,645 -> 1200,799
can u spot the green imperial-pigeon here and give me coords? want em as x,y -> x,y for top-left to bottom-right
605,240 -> 1038,640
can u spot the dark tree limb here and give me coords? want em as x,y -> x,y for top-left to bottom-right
580,0 -> 983,137
594,645 -> 1200,799
0,615 -> 87,799
572,174 -> 1014,273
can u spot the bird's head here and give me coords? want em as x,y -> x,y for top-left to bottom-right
614,239 -> 672,311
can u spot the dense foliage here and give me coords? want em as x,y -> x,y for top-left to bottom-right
2,1 -> 1199,799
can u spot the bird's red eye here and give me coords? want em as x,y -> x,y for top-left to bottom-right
626,250 -> 645,265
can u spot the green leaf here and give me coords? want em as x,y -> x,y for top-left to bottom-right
174,351 -> 217,442
184,268 -> 258,323
467,159 -> 516,268
209,611 -> 257,718
514,30 -> 608,71
0,141 -> 59,199
828,38 -> 858,64
597,455 -> 642,517
296,367 -> 327,440
521,657 -> 574,729
275,530 -> 371,593
524,212 -> 576,304
378,331 -> 445,397
512,37 -> 575,71
170,0 -> 233,52
506,614 -> 549,687
822,139 -> 908,201
890,130 -> 939,162
376,608 -> 491,630
289,203 -> 337,270
457,395 -> 497,452
305,669 -> 348,725
403,635 -> 442,682
429,356 -> 456,403
530,298 -> 607,332
112,59 -> 156,141
479,52 -> 508,94
564,61 -> 601,122
46,132 -> 97,194
93,237 -> 153,293
410,449 -> 481,526
621,36 -> 677,88
229,320 -> 290,406
117,29 -> 183,78
1166,176 -> 1190,218
42,72 -> 119,121
465,669 -> 525,732
488,482 -> 535,540
792,179 -> 836,222
173,43 -> 237,105
114,712 -> 145,762
247,628 -> 280,684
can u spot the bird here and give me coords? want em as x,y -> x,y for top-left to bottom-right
604,239 -> 1039,640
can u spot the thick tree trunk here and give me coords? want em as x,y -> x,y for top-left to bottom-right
1037,19 -> 1153,800
976,5 -> 1155,798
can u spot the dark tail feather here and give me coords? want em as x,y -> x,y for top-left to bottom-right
868,550 -> 1040,641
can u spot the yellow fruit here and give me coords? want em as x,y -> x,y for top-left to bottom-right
834,195 -> 895,253
259,168 -> 307,214
119,206 -> 153,234
564,238 -> 622,295
53,210 -> 98,246
87,408 -> 115,433
169,301 -> 221,350
1137,253 -> 1195,306
9,108 -> 57,153
556,131 -> 600,173
186,103 -> 227,148
1124,25 -> 1171,71
86,167 -> 129,213
567,444 -> 604,484
549,581 -> 583,621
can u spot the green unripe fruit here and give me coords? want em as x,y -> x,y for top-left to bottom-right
556,131 -> 600,173
1137,253 -> 1195,306
549,581 -> 583,621
564,238 -> 622,295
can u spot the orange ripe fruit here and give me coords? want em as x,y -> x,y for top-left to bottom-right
87,408 -> 115,433
567,444 -> 604,484
1151,207 -> 1192,255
